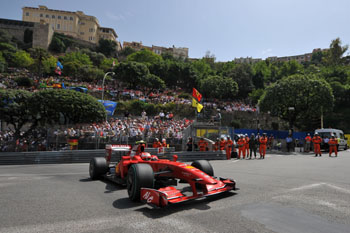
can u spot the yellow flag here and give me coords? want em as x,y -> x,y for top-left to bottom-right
192,98 -> 203,113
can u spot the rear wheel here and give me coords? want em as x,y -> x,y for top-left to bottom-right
191,160 -> 214,176
89,157 -> 108,180
127,163 -> 154,201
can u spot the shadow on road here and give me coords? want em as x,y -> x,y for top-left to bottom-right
79,177 -> 124,193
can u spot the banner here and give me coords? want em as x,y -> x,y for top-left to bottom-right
192,88 -> 202,102
192,98 -> 203,113
98,100 -> 118,116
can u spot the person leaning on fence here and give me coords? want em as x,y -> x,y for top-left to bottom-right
304,133 -> 312,152
249,133 -> 257,159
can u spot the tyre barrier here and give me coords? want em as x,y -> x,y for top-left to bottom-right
0,150 -> 226,165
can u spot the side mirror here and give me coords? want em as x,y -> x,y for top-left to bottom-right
173,154 -> 178,162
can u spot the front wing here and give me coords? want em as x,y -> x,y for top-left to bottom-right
140,178 -> 236,207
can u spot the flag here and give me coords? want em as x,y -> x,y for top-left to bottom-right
55,61 -> 63,75
192,98 -> 203,113
192,88 -> 202,102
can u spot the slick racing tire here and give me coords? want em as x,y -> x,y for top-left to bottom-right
191,160 -> 214,176
127,163 -> 154,201
89,157 -> 108,180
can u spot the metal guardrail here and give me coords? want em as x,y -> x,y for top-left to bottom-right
0,150 -> 226,165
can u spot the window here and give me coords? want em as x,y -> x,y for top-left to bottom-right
57,24 -> 60,29
52,15 -> 55,19
70,16 -> 73,21
25,12 -> 29,16
69,25 -> 73,31
40,13 -> 43,17
64,16 -> 67,20
46,14 -> 49,18
80,32 -> 84,35
58,15 -> 61,19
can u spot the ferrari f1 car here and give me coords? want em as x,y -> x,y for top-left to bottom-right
89,142 -> 236,207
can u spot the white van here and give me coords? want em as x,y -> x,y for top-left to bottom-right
315,128 -> 348,150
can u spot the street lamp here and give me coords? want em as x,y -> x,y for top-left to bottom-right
288,107 -> 295,136
101,71 -> 115,103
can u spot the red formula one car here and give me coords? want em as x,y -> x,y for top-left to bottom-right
89,142 -> 236,207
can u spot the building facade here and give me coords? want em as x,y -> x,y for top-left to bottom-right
122,41 -> 189,59
234,57 -> 262,64
22,5 -> 119,47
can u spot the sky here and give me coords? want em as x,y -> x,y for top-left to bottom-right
1,0 -> 350,61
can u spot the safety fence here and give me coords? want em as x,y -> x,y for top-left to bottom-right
0,149 -> 226,165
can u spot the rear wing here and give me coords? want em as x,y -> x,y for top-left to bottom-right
105,144 -> 132,163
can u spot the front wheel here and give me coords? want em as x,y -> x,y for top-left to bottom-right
191,160 -> 214,176
127,163 -> 154,201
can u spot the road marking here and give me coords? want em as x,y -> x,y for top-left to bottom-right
230,160 -> 240,163
288,183 -> 326,192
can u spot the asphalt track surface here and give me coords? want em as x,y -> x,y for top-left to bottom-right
1,150 -> 350,233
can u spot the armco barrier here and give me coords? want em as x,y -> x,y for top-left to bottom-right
0,150 -> 226,165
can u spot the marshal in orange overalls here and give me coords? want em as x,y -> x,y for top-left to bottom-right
312,135 -> 322,156
226,138 -> 234,160
237,137 -> 246,159
259,136 -> 268,159
328,137 -> 338,157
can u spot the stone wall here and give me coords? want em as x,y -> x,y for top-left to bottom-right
0,18 -> 52,49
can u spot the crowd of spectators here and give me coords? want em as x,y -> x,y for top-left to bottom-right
0,69 -> 256,112
0,116 -> 193,152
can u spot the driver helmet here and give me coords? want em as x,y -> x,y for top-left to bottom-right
140,152 -> 151,160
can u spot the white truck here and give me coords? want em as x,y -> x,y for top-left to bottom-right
315,128 -> 348,150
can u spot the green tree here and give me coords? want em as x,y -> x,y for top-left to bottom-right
49,36 -> 65,53
30,89 -> 106,125
252,61 -> 270,89
114,61 -> 149,88
226,63 -> 254,98
12,50 -> 34,68
323,38 -> 348,66
0,89 -> 34,143
42,56 -> 58,75
278,60 -> 303,79
144,74 -> 166,92
249,89 -> 265,105
200,75 -> 238,99
191,59 -> 213,80
259,74 -> 334,130
127,49 -> 163,65
99,57 -> 116,71
61,51 -> 92,77
0,51 -> 6,72
97,38 -> 117,57
80,49 -> 106,67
